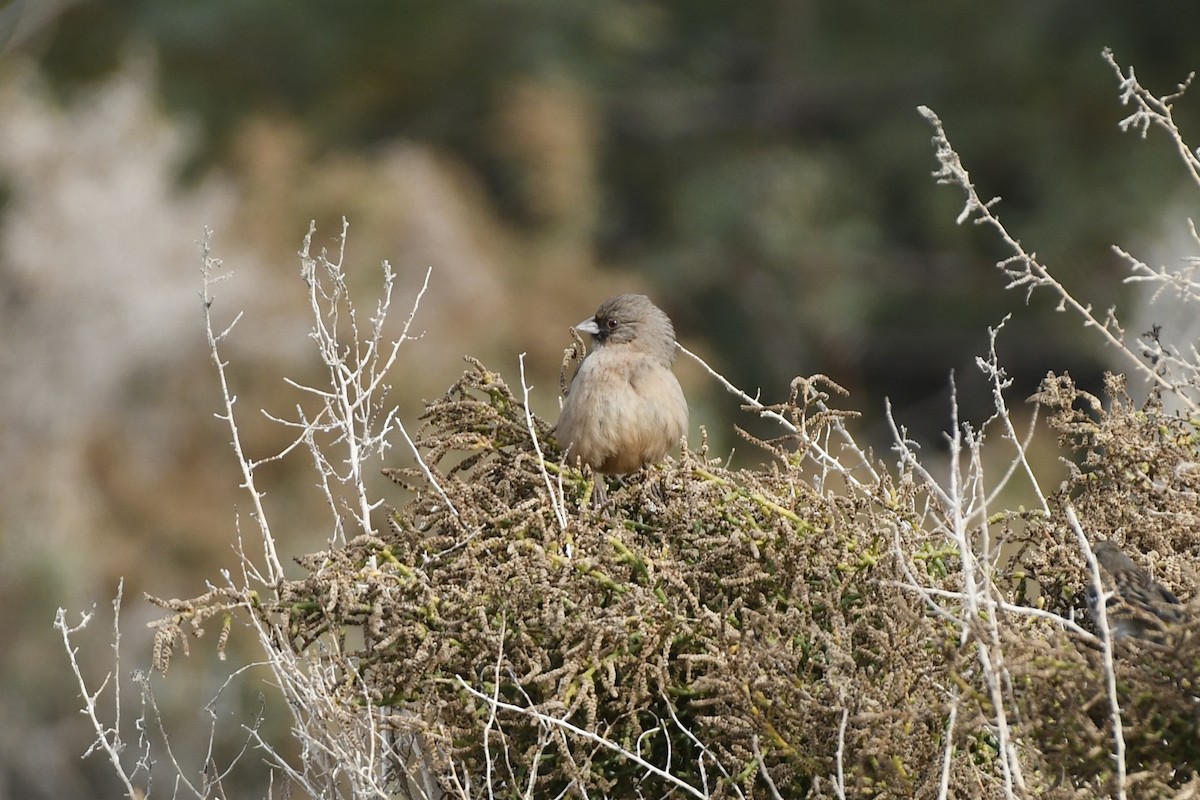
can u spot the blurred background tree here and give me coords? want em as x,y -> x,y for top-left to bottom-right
29,1 -> 1200,420
2,1 -> 1199,796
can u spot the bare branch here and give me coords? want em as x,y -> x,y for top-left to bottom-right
54,582 -> 142,799
1067,506 -> 1127,800
917,105 -> 1199,413
456,677 -> 707,799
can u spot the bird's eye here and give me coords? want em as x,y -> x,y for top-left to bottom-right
606,318 -> 619,330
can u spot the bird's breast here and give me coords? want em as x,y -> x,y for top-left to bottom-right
556,350 -> 688,474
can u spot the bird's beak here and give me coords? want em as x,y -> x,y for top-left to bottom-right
574,317 -> 601,336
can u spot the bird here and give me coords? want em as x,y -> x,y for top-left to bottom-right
555,294 -> 688,502
1088,540 -> 1185,641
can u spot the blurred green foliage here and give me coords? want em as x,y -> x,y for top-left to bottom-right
26,0 -> 1200,435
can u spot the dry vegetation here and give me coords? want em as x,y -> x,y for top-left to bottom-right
59,51 -> 1200,798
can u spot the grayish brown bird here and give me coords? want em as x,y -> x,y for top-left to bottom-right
556,294 -> 688,489
1089,539 -> 1185,641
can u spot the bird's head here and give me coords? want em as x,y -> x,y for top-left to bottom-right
574,294 -> 677,364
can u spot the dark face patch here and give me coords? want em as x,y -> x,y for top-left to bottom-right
584,294 -> 678,365
593,305 -> 638,345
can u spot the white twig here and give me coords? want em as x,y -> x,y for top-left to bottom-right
397,417 -> 460,520
883,581 -> 1097,641
677,343 -> 879,489
937,690 -> 960,800
520,352 -> 567,530
663,696 -> 745,800
751,734 -> 785,800
54,582 -> 141,799
201,232 -> 286,583
288,219 -> 436,539
456,677 -> 707,799
201,225 -> 451,798
1067,505 -> 1127,800
885,385 -> 1022,798
975,316 -> 1050,516
677,343 -> 796,433
833,707 -> 849,800
1103,48 -> 1200,189
917,104 -> 1199,414
482,612 -> 507,800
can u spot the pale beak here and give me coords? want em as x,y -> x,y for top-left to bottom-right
574,317 -> 601,336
